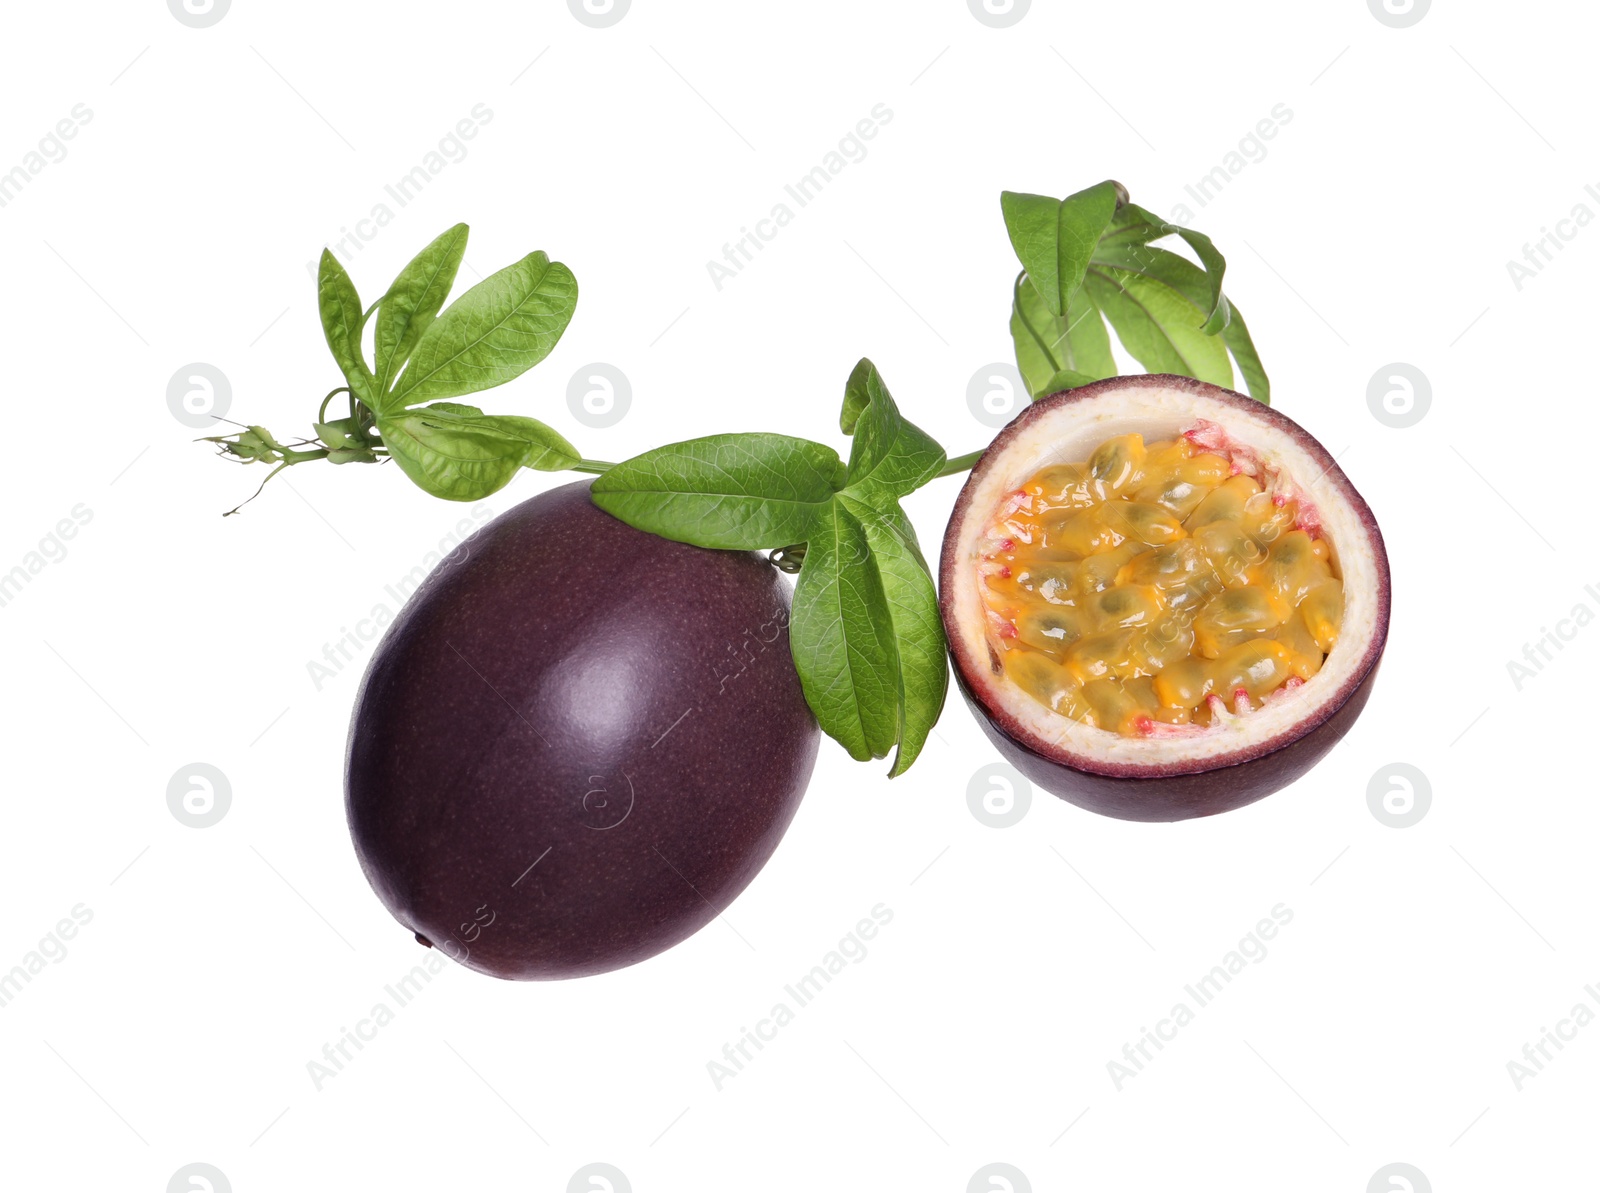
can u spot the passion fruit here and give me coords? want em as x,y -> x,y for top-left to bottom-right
346,481 -> 819,979
940,375 -> 1389,822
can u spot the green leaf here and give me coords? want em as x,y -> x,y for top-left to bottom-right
388,251 -> 577,408
1169,227 -> 1229,335
839,359 -> 945,505
376,401 -> 579,501
590,433 -> 843,549
1220,302 -> 1270,404
1093,240 -> 1269,402
317,252 -> 377,407
374,223 -> 469,394
789,501 -> 899,762
838,496 -> 946,776
839,357 -> 875,434
312,420 -> 363,451
997,186 -> 1271,402
1100,203 -> 1230,334
1010,275 -> 1117,398
1033,368 -> 1103,396
1000,192 -> 1064,310
1083,266 -> 1234,388
1000,181 -> 1123,316
590,356 -> 952,776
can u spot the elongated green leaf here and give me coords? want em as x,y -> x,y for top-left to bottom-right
1099,203 -> 1230,334
839,359 -> 945,505
317,252 -> 377,407
838,496 -> 946,776
840,357 -> 874,434
1033,368 -> 1103,396
389,251 -> 577,408
588,355 -> 951,775
1001,192 -> 1067,314
1093,240 -> 1205,301
1171,227 -> 1229,335
1001,182 -> 1122,316
1095,242 -> 1268,402
1221,303 -> 1270,403
789,502 -> 899,762
590,433 -> 843,549
375,223 -> 469,393
377,401 -> 579,501
1096,203 -> 1199,250
1057,284 -> 1115,378
1083,266 -> 1233,387
1010,276 -> 1116,398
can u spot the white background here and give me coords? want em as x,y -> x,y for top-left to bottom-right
0,1 -> 1593,1190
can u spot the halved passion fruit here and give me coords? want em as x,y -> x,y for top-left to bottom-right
940,375 -> 1389,822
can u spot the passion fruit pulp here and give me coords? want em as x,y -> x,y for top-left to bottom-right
346,481 -> 820,979
940,375 -> 1389,822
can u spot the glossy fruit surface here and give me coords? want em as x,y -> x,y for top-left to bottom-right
347,481 -> 819,979
940,375 -> 1389,822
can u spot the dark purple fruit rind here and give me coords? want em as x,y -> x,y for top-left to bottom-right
953,656 -> 1383,822
939,375 -> 1390,822
346,481 -> 819,980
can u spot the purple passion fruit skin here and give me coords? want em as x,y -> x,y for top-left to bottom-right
951,660 -> 1382,822
346,480 -> 819,979
940,375 -> 1390,823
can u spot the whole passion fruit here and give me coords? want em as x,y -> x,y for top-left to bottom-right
940,375 -> 1389,822
346,481 -> 819,979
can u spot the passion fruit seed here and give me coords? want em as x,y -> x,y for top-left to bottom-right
1088,433 -> 1148,492
978,427 -> 1344,737
1271,607 -> 1325,680
1191,520 -> 1266,588
1193,586 -> 1285,658
1016,606 -> 1088,657
1075,541 -> 1146,591
1184,474 -> 1260,528
1026,462 -> 1104,510
1003,650 -> 1093,720
1300,579 -> 1344,654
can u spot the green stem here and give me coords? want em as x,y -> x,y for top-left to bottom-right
318,387 -> 352,424
937,450 -> 984,477
570,458 -> 618,475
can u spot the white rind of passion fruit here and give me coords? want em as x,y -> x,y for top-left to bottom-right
939,374 -> 1390,822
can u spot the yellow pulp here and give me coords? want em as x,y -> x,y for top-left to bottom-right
980,431 -> 1344,737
